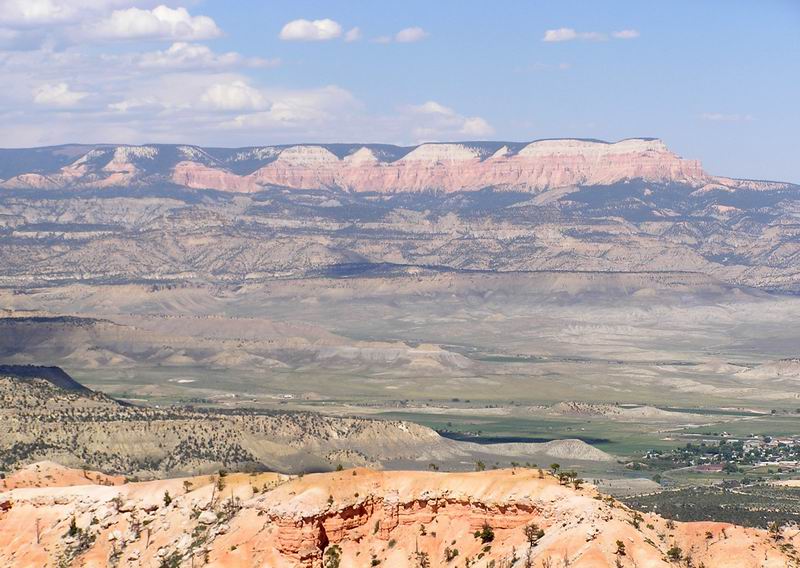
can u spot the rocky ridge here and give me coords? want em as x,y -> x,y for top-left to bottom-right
0,465 -> 796,567
0,138 -> 776,194
0,367 -> 614,476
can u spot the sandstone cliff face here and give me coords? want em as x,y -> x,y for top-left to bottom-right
1,139 -> 712,193
235,139 -> 707,194
0,465 -> 795,567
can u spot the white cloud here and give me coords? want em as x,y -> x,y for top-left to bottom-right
371,26 -> 429,44
279,18 -> 341,41
344,26 -> 361,42
395,26 -> 428,43
201,80 -> 267,111
107,96 -> 162,113
544,27 -> 639,42
91,5 -> 221,41
411,101 -> 453,115
227,85 -> 358,129
543,27 -> 578,42
459,116 -> 493,137
32,82 -> 87,106
612,29 -> 640,39
0,0 -> 141,26
0,42 -> 489,147
543,28 -> 640,42
0,0 -> 75,25
136,42 -> 277,70
701,112 -> 754,122
407,100 -> 493,139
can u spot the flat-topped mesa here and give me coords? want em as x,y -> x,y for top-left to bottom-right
237,138 -> 709,193
0,138 -> 711,193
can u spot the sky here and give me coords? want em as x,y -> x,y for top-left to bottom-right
0,0 -> 797,182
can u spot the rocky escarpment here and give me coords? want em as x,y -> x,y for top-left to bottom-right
1,158 -> 799,291
174,138 -> 709,194
0,465 -> 797,567
0,139 -> 718,193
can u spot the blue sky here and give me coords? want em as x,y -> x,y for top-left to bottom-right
0,0 -> 797,181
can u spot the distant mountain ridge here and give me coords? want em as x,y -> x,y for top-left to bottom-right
1,137 -> 800,291
1,138 -> 792,194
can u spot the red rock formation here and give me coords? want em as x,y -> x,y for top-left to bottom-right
2,139 -> 722,194
185,139 -> 709,194
0,465 -> 796,567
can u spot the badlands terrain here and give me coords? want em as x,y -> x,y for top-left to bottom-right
0,139 -> 799,292
2,463 -> 798,568
2,138 -> 800,564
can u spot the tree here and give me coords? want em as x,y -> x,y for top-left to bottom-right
524,523 -> 544,547
163,490 -> 172,506
549,463 -> 561,475
443,547 -> 459,562
722,462 -> 738,474
414,551 -> 431,568
615,540 -> 626,556
475,460 -> 486,472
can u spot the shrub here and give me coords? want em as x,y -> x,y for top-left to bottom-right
666,546 -> 682,561
475,522 -> 494,544
323,545 -> 342,568
444,547 -> 459,562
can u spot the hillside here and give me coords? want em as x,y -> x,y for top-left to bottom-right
0,367 -> 614,477
0,465 -> 796,567
1,180 -> 799,293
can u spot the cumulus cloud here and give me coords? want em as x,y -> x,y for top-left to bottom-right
32,82 -> 87,106
0,0 -> 138,26
200,80 -> 267,111
279,18 -> 342,41
542,28 -> 578,42
543,27 -> 640,42
0,0 -> 76,25
90,5 -> 221,41
373,26 -> 429,44
459,116 -> 494,137
407,100 -> 494,139
136,42 -> 277,70
395,26 -> 428,43
410,101 -> 452,115
226,85 -> 358,129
